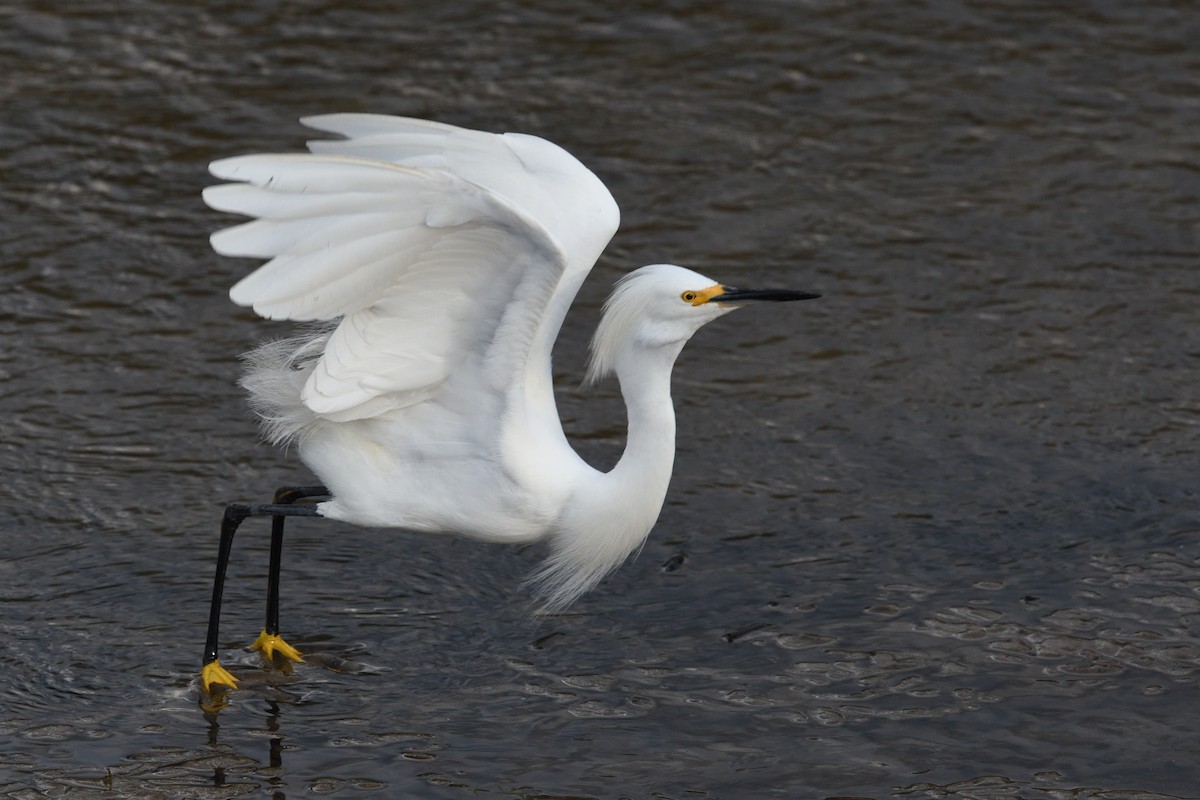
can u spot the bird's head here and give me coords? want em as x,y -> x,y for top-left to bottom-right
585,263 -> 819,384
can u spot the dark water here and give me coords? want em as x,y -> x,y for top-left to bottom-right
2,1 -> 1199,797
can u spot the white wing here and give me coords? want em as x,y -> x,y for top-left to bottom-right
203,115 -> 620,422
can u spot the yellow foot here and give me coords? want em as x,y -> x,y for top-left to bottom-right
251,630 -> 305,664
201,659 -> 239,692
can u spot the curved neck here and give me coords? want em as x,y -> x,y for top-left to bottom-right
608,346 -> 678,494
533,343 -> 682,612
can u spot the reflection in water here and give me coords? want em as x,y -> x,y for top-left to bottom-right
263,701 -> 285,799
1,0 -> 1198,797
200,700 -> 289,798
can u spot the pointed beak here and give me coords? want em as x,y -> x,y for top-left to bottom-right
710,286 -> 821,305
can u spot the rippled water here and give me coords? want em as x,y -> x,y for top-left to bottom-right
2,1 -> 1199,797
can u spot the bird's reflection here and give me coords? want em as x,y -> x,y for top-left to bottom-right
266,700 -> 285,799
202,694 -> 291,798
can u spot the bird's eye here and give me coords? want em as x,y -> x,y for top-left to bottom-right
681,291 -> 697,303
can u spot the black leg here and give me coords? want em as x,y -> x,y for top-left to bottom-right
265,486 -> 329,638
202,505 -> 243,676
272,485 -> 331,505
256,487 -> 330,656
200,496 -> 325,694
264,514 -> 286,639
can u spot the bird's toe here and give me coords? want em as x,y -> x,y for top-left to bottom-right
251,630 -> 305,664
201,660 -> 239,693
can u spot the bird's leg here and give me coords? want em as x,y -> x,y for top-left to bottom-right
200,493 -> 325,694
272,485 -> 332,505
200,505 -> 243,695
251,486 -> 330,666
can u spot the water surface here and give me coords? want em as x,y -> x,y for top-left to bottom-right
2,1 -> 1198,797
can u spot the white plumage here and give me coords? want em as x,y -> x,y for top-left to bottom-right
205,114 -> 816,611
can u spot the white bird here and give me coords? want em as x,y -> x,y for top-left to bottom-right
198,114 -> 818,695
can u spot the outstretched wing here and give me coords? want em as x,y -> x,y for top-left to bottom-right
204,115 -> 620,422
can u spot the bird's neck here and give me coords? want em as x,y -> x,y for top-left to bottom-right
609,346 -> 679,498
531,343 -> 682,612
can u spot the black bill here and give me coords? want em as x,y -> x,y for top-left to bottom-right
711,286 -> 821,303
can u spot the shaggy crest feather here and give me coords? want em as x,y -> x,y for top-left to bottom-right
584,266 -> 663,385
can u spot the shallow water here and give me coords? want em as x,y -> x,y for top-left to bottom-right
2,1 -> 1199,797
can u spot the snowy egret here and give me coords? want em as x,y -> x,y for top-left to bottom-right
199,114 -> 819,693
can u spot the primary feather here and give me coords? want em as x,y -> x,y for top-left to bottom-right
207,118 -> 616,424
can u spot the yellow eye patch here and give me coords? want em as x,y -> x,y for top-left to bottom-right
681,284 -> 724,306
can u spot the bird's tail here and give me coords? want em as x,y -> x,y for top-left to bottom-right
239,323 -> 335,447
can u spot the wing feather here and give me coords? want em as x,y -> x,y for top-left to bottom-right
301,113 -> 462,139
204,183 -> 422,221
227,225 -> 433,318
206,116 -> 619,425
